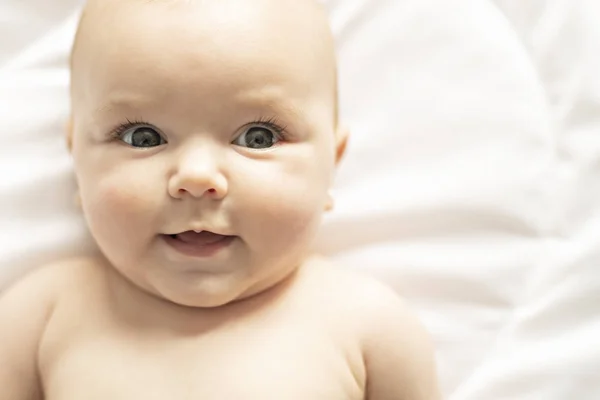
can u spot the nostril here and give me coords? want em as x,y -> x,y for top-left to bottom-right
176,188 -> 216,196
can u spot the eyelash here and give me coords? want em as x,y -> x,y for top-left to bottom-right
109,118 -> 148,140
108,117 -> 290,142
250,116 -> 289,140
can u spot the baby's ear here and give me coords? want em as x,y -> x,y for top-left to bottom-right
334,125 -> 349,166
65,117 -> 73,152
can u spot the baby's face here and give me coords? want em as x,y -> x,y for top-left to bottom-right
69,0 -> 344,307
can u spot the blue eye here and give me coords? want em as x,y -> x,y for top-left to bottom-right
233,127 -> 279,149
118,125 -> 166,148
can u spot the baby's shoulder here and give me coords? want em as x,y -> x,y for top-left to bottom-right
301,259 -> 440,399
0,256 -> 108,354
298,257 -> 414,328
1,256 -> 108,306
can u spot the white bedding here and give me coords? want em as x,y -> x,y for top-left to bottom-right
1,0 -> 599,398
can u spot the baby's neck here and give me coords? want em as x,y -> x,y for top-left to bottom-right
101,255 -> 314,335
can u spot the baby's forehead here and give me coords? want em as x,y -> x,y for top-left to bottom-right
80,0 -> 328,30
74,0 -> 333,76
72,0 -> 337,124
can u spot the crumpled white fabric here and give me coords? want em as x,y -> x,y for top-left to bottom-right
450,1 -> 600,398
1,0 -> 598,398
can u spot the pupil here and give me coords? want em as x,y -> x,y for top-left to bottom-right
248,128 -> 273,148
133,129 -> 160,147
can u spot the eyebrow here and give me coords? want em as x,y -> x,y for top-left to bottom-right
249,98 -> 303,122
96,90 -> 304,117
233,87 -> 305,121
94,93 -> 154,116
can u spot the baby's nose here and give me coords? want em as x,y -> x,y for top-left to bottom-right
168,152 -> 228,200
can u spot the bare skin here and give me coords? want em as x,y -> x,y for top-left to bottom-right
1,255 -> 438,399
0,0 -> 441,398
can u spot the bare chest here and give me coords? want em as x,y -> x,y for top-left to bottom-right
41,320 -> 364,400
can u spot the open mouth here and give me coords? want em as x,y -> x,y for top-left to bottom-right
162,230 -> 236,257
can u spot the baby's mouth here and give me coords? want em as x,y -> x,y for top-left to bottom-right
170,230 -> 230,246
163,230 -> 236,258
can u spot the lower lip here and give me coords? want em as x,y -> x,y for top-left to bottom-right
161,234 -> 236,258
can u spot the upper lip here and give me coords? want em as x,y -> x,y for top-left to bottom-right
164,228 -> 232,236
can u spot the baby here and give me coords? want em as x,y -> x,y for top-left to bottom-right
0,0 -> 440,398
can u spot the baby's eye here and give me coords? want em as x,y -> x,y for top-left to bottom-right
118,125 -> 166,148
233,127 -> 279,149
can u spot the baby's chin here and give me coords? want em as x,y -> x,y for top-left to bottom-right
140,266 -> 298,309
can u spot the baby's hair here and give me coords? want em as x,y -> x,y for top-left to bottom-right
71,0 -> 339,128
143,0 -> 197,3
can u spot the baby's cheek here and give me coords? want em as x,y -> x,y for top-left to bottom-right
235,171 -> 326,248
83,173 -> 160,235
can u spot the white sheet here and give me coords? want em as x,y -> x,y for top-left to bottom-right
1,0 -> 599,398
